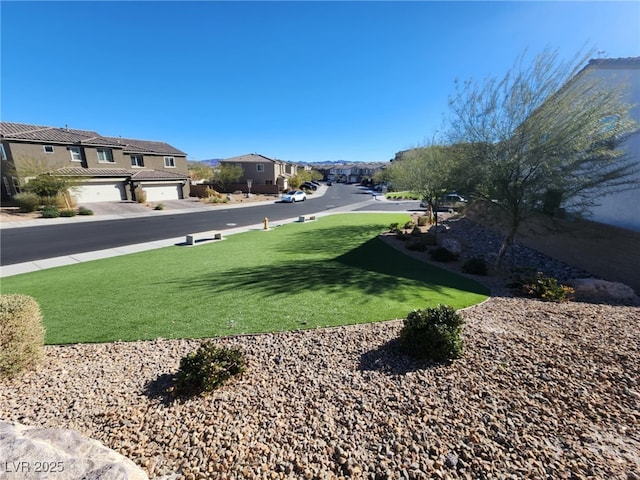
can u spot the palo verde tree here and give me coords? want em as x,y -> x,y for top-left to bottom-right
448,48 -> 638,266
388,141 -> 458,239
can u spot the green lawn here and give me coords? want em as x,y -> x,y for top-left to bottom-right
1,213 -> 489,344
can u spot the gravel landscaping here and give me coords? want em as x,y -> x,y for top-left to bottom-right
1,217 -> 638,479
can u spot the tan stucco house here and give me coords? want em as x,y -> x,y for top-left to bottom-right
0,122 -> 190,203
219,153 -> 300,194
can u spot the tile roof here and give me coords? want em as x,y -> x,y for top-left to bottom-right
587,57 -> 640,68
221,153 -> 280,164
55,167 -> 132,177
130,169 -> 188,181
54,167 -> 188,181
104,137 -> 186,156
0,121 -> 185,154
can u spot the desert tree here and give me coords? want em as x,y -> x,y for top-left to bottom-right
448,48 -> 638,266
388,141 -> 458,237
212,164 -> 243,192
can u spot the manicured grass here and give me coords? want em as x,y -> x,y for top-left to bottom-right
384,191 -> 421,200
1,213 -> 489,344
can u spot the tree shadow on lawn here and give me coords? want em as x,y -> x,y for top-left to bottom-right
166,236 -> 488,301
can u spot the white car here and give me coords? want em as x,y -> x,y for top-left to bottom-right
281,190 -> 307,203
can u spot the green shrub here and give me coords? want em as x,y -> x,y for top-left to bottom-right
59,209 -> 77,217
389,222 -> 400,234
403,221 -> 414,230
40,206 -> 60,218
398,305 -> 464,361
462,257 -> 488,276
173,342 -> 246,397
13,193 -> 40,213
429,247 -> 458,262
0,294 -> 46,379
510,272 -> 574,302
78,206 -> 94,215
154,203 -> 164,210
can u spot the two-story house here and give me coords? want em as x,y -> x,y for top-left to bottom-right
0,122 -> 190,203
218,153 -> 299,194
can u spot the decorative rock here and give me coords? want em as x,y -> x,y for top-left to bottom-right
568,278 -> 637,302
0,420 -> 148,479
441,238 -> 462,255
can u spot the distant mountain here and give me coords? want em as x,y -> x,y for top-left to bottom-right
197,159 -> 221,166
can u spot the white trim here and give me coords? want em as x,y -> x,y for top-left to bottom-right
43,145 -> 54,153
164,156 -> 176,168
97,148 -> 114,163
69,146 -> 82,162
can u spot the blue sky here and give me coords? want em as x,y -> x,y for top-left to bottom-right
2,1 -> 639,163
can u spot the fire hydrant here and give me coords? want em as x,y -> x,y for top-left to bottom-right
263,217 -> 269,230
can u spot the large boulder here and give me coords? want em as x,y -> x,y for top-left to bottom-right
0,420 -> 148,479
568,278 -> 637,303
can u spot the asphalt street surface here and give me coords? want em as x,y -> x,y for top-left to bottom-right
1,184 -> 418,266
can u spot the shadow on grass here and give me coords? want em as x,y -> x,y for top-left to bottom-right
166,235 -> 488,301
358,339 -> 444,375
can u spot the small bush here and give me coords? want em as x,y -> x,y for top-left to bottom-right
40,206 -> 60,218
59,209 -> 77,217
13,193 -> 40,213
154,203 -> 164,210
417,215 -> 430,226
403,221 -> 414,230
172,342 -> 246,397
462,257 -> 488,276
78,206 -> 94,215
135,187 -> 147,204
0,294 -> 46,379
510,272 -> 574,302
398,305 -> 464,361
389,222 -> 400,233
429,247 -> 458,262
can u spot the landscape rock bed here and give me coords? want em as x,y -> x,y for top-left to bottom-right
1,297 -> 638,479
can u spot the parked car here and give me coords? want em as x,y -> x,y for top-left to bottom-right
281,190 -> 307,203
300,182 -> 318,191
421,193 -> 467,211
326,180 -> 333,186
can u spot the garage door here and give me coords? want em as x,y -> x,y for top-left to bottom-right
142,184 -> 182,202
72,182 -> 126,203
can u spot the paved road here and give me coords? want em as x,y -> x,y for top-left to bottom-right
1,184 -> 407,266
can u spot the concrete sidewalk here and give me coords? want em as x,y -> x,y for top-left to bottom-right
0,185 -> 392,278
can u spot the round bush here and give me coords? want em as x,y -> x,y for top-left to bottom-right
13,193 -> 40,213
78,207 -> 94,216
59,209 -> 77,217
429,247 -> 458,262
0,294 -> 46,379
173,342 -> 246,397
40,206 -> 60,218
462,257 -> 488,275
398,305 -> 464,361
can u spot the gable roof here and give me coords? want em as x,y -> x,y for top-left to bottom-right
221,153 -> 281,164
0,121 -> 186,155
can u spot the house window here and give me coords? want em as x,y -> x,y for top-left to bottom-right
266,180 -> 273,185
0,144 -> 6,161
97,148 -> 114,163
44,145 -> 54,153
131,155 -> 144,167
12,177 -> 21,194
69,147 -> 82,162
285,164 -> 291,174
256,163 -> 265,172
164,156 -> 175,168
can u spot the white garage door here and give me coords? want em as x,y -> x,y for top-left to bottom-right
142,184 -> 182,202
73,182 -> 126,203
